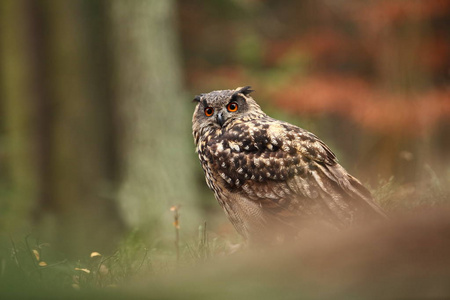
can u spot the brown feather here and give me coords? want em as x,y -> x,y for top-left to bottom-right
192,88 -> 387,242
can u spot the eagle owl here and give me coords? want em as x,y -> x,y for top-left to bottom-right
192,86 -> 386,243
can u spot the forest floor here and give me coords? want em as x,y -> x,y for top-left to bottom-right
1,175 -> 450,300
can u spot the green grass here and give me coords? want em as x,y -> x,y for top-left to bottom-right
0,219 -> 238,298
370,167 -> 450,211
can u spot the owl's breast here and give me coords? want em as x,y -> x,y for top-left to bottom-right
200,125 -> 296,190
196,119 -> 311,195
197,134 -> 228,199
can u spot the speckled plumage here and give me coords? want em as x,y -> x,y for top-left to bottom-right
192,86 -> 386,243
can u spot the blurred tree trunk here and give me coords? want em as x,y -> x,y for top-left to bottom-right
108,0 -> 199,236
42,0 -> 125,254
0,0 -> 125,255
0,0 -> 40,232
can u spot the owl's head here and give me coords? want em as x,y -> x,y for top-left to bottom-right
192,86 -> 265,134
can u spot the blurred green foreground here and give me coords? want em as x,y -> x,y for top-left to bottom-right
2,208 -> 450,299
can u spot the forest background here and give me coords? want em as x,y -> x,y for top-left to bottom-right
0,1 -> 449,297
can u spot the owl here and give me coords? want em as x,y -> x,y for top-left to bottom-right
192,86 -> 387,243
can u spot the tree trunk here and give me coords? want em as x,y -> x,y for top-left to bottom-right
0,0 -> 40,232
108,0 -> 200,237
0,0 -> 125,255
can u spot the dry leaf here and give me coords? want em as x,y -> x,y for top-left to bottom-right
75,268 -> 91,274
90,252 -> 102,258
32,249 -> 40,261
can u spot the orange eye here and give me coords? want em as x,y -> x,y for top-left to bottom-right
204,107 -> 214,117
227,102 -> 238,112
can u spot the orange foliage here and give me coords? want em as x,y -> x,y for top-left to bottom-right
353,0 -> 450,32
272,75 -> 450,136
419,37 -> 450,72
179,0 -> 450,137
188,68 -> 450,137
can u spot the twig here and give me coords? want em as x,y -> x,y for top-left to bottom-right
170,205 -> 181,262
9,235 -> 24,274
25,234 -> 42,279
136,248 -> 149,272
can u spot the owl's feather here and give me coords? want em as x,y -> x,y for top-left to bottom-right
209,118 -> 384,227
193,87 -> 387,242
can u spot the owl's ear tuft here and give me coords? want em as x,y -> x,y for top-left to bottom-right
236,86 -> 254,96
193,94 -> 202,103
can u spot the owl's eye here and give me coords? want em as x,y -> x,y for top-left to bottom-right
204,107 -> 214,117
227,102 -> 238,112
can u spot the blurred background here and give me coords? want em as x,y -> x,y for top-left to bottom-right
0,0 -> 449,256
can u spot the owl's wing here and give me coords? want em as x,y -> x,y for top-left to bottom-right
208,118 -> 386,229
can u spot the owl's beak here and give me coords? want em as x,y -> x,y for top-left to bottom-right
216,112 -> 225,127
